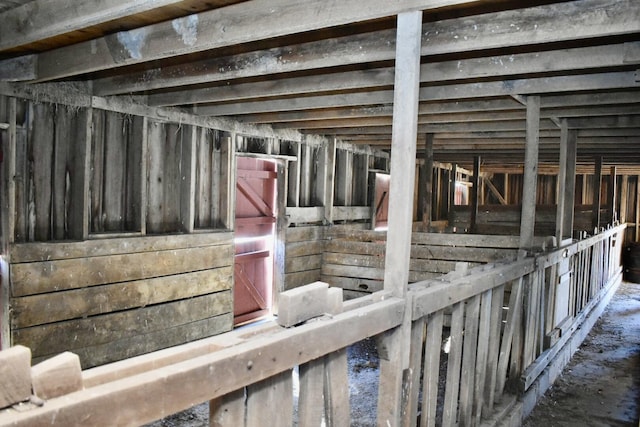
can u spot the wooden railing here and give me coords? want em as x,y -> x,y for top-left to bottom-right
0,225 -> 625,426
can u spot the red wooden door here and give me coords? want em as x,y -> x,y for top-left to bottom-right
234,157 -> 277,325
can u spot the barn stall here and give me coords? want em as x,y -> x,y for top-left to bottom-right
0,0 -> 638,425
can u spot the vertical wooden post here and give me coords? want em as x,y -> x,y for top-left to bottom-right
139,117 -> 148,235
592,156 -> 603,231
221,134 -> 236,230
288,141 -> 301,207
470,156 -> 481,233
324,138 -> 337,224
179,125 -> 197,233
423,134 -> 434,229
608,166 -> 617,224
273,160 -> 288,313
619,175 -> 628,224
519,95 -> 540,249
563,129 -> 577,240
555,120 -> 568,244
504,173 -> 510,205
448,163 -> 457,229
378,10 -> 422,427
0,97 -> 16,350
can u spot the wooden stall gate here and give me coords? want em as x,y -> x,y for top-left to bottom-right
0,224 -> 625,427
234,157 -> 278,325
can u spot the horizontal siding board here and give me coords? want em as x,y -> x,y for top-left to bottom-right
284,270 -> 322,290
37,313 -> 234,368
12,266 -> 233,329
13,291 -> 232,360
10,232 -> 233,262
285,255 -> 322,273
324,240 -> 385,256
321,264 -> 384,281
285,241 -> 324,258
285,226 -> 324,243
12,244 -> 234,296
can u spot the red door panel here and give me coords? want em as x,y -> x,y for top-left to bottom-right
234,157 -> 277,325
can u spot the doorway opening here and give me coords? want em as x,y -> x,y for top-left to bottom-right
233,156 -> 277,325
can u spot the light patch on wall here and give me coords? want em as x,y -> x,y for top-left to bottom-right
116,28 -> 148,60
172,15 -> 198,46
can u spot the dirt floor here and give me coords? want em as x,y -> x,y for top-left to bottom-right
524,280 -> 640,427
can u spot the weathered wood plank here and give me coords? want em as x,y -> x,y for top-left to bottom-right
459,295 -> 480,427
0,345 -> 31,409
31,352 -> 83,400
496,278 -> 524,396
285,254 -> 322,273
285,226 -> 324,243
30,103 -> 54,241
421,309 -> 444,427
12,244 -> 233,296
12,266 -> 232,329
442,302 -> 464,427
246,370 -> 293,427
284,270 -> 322,290
10,231 -> 232,262
13,291 -> 232,360
277,281 -> 328,327
473,290 -> 493,424
209,388 -> 245,427
483,284 -> 505,414
285,240 -> 324,258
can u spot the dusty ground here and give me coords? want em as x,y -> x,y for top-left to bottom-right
524,280 -> 640,427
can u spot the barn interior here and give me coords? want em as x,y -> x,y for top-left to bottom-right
0,0 -> 639,426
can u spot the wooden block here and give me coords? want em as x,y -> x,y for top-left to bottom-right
277,281 -> 328,327
31,352 -> 83,400
0,345 -> 31,409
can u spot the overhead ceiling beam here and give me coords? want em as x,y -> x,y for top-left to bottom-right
1,0 -> 485,82
195,71 -> 639,116
267,105 -> 640,128
235,98 -> 522,124
567,115 -> 640,129
91,0 -> 640,95
0,0 -> 199,52
147,41 -> 640,106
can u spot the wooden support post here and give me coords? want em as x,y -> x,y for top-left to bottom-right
288,141 -> 301,207
448,163 -> 457,228
609,166 -> 617,224
139,117 -> 148,235
424,134 -> 434,229
619,175 -> 628,224
323,288 -> 349,427
592,156 -> 603,231
324,138 -> 337,224
562,129 -> 578,240
555,120 -> 568,244
210,389 -> 246,427
221,134 -> 236,230
378,11 -> 422,427
273,160 -> 288,312
504,173 -> 510,205
520,95 -> 540,249
0,97 -> 16,350
471,156 -> 481,233
179,125 -> 197,233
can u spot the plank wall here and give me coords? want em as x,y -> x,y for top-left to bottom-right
1,97 -> 235,365
321,229 -> 520,299
9,232 -> 234,368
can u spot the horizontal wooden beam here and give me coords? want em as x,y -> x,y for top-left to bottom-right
90,0 -> 640,95
0,0 -> 198,52
5,0 -> 482,82
195,72 -> 639,116
148,42 -> 640,106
